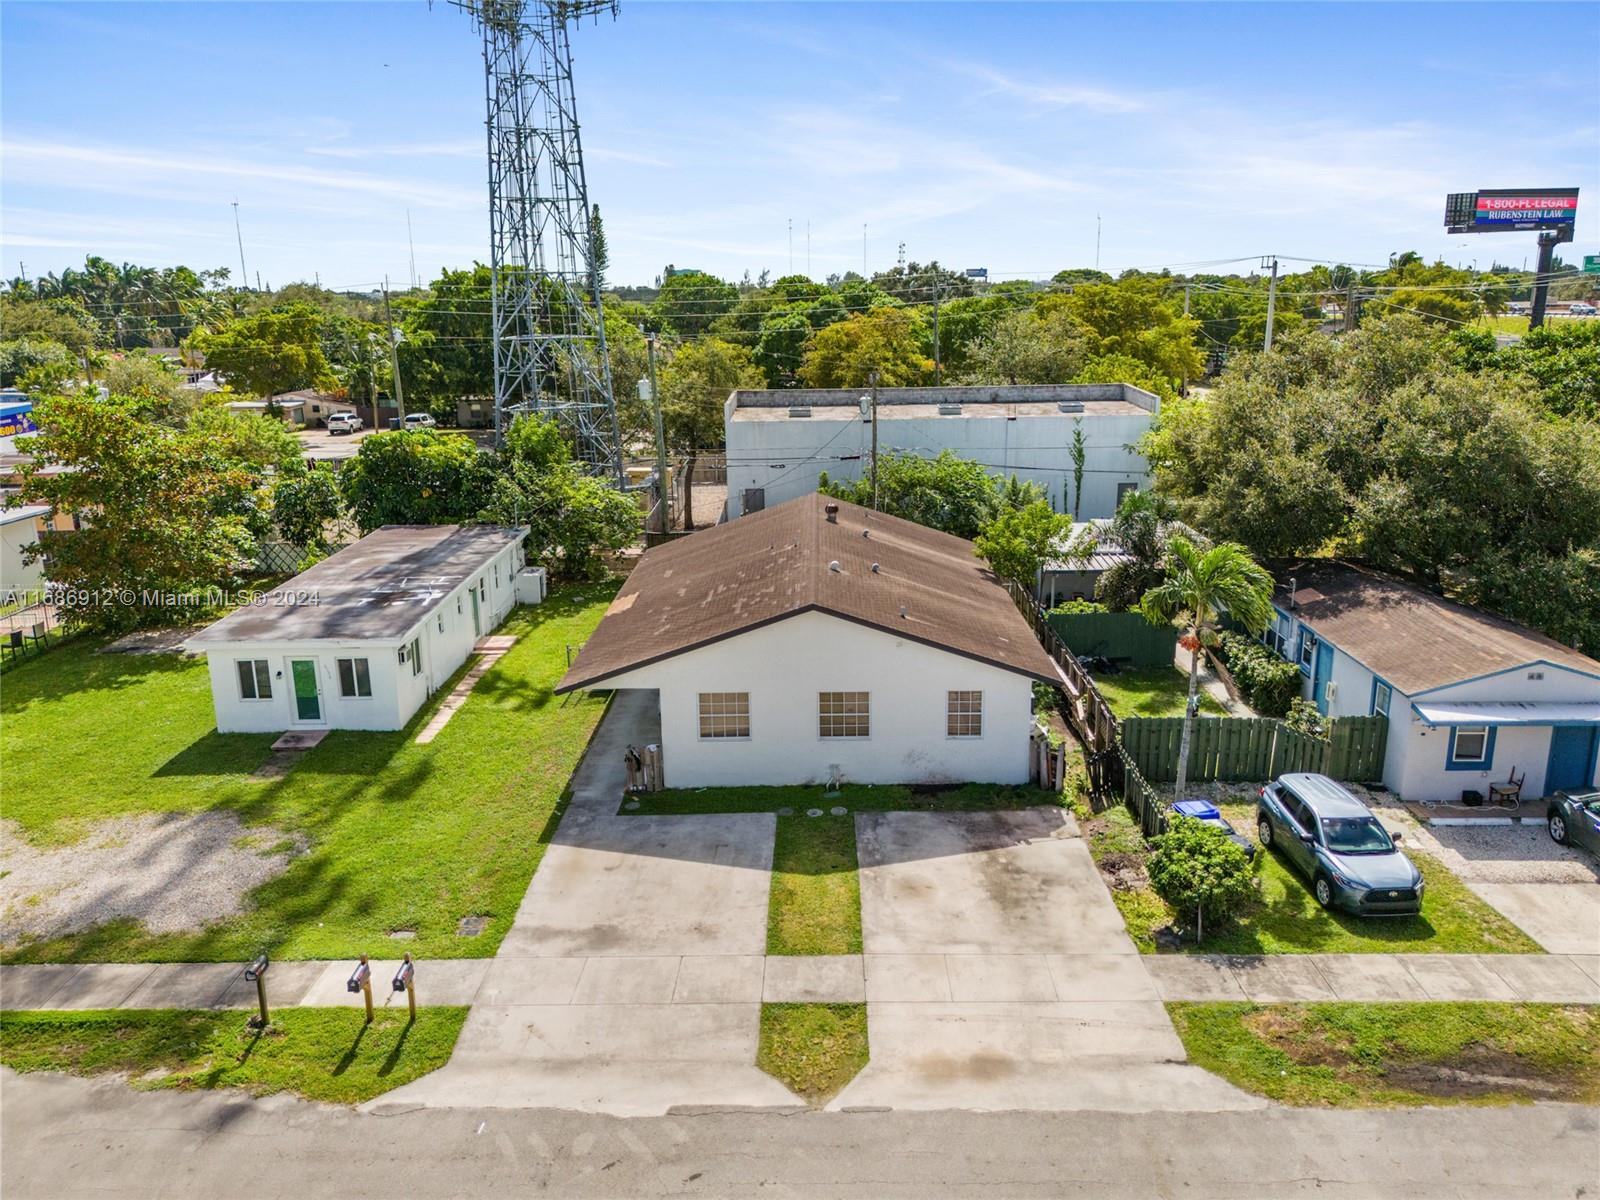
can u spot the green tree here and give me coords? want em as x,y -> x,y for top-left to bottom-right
272,461 -> 345,553
1495,320 -> 1600,421
1138,538 -> 1274,800
484,415 -> 639,580
589,204 -> 609,293
819,450 -> 1028,539
15,394 -> 256,631
752,308 -> 813,387
658,338 -> 763,529
652,271 -> 738,338
1047,279 -> 1204,391
1052,268 -> 1113,287
1075,352 -> 1177,402
398,265 -> 494,409
0,339 -> 74,388
101,352 -> 199,425
0,296 -> 102,357
973,500 -> 1071,587
189,303 -> 335,397
959,307 -> 1091,385
799,308 -> 932,388
339,430 -> 498,531
1147,816 -> 1256,943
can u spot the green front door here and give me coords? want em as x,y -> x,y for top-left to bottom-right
290,659 -> 321,722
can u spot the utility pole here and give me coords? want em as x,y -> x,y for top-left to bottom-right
869,369 -> 880,511
1263,256 -> 1280,351
646,332 -> 668,533
16,262 -> 25,284
1345,283 -> 1360,333
1529,231 -> 1560,330
931,279 -> 942,386
1180,284 -> 1192,394
232,201 -> 248,291
383,278 -> 406,424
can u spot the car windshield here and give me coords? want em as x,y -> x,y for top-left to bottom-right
1320,817 -> 1393,855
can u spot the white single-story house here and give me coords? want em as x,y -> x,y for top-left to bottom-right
1265,562 -> 1600,803
1038,519 -> 1131,606
0,505 -> 50,600
225,398 -> 308,427
556,493 -> 1061,787
187,524 -> 528,733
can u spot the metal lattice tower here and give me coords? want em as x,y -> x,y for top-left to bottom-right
454,0 -> 623,480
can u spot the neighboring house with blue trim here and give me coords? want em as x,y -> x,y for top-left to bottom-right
1263,562 -> 1600,804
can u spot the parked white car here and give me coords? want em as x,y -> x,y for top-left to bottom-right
326,412 -> 363,434
403,412 -> 438,431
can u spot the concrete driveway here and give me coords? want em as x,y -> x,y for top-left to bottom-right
376,690 -> 797,1115
833,810 -> 1260,1113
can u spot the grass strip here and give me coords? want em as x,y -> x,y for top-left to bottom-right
757,1002 -> 869,1105
0,1006 -> 468,1105
768,814 -> 861,956
1083,802 -> 1542,955
626,781 -> 1065,816
1091,666 -> 1227,720
1168,1001 -> 1600,1107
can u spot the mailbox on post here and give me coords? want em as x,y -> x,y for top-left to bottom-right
392,953 -> 416,1019
347,954 -> 374,1023
243,953 -> 271,1027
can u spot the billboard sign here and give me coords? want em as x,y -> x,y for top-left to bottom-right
1446,188 -> 1579,234
1584,255 -> 1600,275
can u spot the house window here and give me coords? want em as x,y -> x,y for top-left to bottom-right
819,691 -> 870,738
1448,725 -> 1493,768
409,637 -> 422,677
337,657 -> 372,698
479,579 -> 487,602
236,659 -> 272,701
1116,482 -> 1139,507
947,690 -> 983,738
697,692 -> 750,739
1372,681 -> 1392,719
1298,630 -> 1316,673
494,564 -> 500,588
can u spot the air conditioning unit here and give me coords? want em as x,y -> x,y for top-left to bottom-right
1058,401 -> 1084,413
1325,681 -> 1339,701
937,403 -> 962,415
515,565 -> 548,606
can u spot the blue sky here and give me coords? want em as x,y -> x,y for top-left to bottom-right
3,2 -> 1596,289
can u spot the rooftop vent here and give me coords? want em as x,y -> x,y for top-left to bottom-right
871,563 -> 880,573
861,529 -> 870,539
1058,401 -> 1084,413
828,560 -> 842,573
937,403 -> 962,416
824,502 -> 839,523
899,605 -> 908,618
788,406 -> 812,418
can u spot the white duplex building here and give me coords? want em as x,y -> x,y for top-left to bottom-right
556,493 -> 1060,787
722,383 -> 1157,522
188,524 -> 528,733
1265,562 -> 1600,804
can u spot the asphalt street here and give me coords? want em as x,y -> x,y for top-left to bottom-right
3,1068 -> 1594,1200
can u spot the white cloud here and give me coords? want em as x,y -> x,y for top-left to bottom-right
948,63 -> 1147,115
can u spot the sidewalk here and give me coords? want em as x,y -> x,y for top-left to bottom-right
1176,644 -> 1250,716
1145,952 -> 1600,1003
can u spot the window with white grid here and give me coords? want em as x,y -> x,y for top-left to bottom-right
697,692 -> 750,739
818,691 -> 870,738
947,690 -> 983,737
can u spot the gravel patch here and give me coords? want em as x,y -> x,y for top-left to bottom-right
1371,815 -> 1600,885
0,813 -> 304,945
100,627 -> 204,655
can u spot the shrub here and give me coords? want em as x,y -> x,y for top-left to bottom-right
1147,816 -> 1257,942
1216,631 -> 1301,716
1284,698 -> 1329,740
1049,598 -> 1107,614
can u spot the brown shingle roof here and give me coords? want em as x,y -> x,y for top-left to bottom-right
1275,561 -> 1600,696
556,493 -> 1060,692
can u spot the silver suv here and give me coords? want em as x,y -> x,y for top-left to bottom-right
1257,773 -> 1423,915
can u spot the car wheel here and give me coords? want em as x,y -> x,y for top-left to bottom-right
1257,817 -> 1273,848
1548,814 -> 1568,845
1313,875 -> 1334,909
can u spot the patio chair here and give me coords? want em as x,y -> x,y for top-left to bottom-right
1488,768 -> 1526,809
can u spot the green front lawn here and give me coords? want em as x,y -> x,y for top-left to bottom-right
768,815 -> 861,956
1085,802 -> 1541,955
757,1002 -> 869,1106
1169,1002 -> 1600,1107
625,781 -> 1066,816
1091,666 -> 1226,720
1,586 -> 616,963
0,1007 -> 468,1105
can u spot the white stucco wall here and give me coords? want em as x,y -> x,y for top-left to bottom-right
202,540 -> 523,734
725,409 -> 1154,521
0,519 -> 45,597
600,611 -> 1038,787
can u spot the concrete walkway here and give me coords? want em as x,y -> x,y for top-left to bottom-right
1145,952 -> 1600,1003
1176,643 -> 1250,716
414,635 -> 517,744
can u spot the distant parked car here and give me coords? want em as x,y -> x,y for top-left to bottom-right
1569,303 -> 1597,317
403,412 -> 437,431
326,411 -> 363,434
1547,789 -> 1600,857
1172,799 -> 1256,860
1256,772 -> 1422,915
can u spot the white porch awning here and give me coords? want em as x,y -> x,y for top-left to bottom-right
1411,700 -> 1600,727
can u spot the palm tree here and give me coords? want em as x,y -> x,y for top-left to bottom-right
1138,537 -> 1275,801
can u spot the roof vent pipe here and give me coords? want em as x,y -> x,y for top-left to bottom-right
824,503 -> 839,523
862,529 -> 870,538
871,563 -> 880,573
829,560 -> 842,573
899,605 -> 908,618
1288,575 -> 1297,609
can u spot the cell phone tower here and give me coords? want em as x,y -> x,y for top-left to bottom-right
452,0 -> 623,481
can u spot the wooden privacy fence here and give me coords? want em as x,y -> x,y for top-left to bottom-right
1045,610 -> 1178,669
1122,715 -> 1388,785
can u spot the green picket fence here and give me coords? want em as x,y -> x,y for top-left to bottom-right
1122,714 -> 1388,784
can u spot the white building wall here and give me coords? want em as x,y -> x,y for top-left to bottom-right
0,522 -> 44,597
204,540 -> 525,734
725,409 -> 1154,520
601,611 -> 1037,787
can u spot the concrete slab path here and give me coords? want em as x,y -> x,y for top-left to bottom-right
1145,952 -> 1600,1003
413,636 -> 516,745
